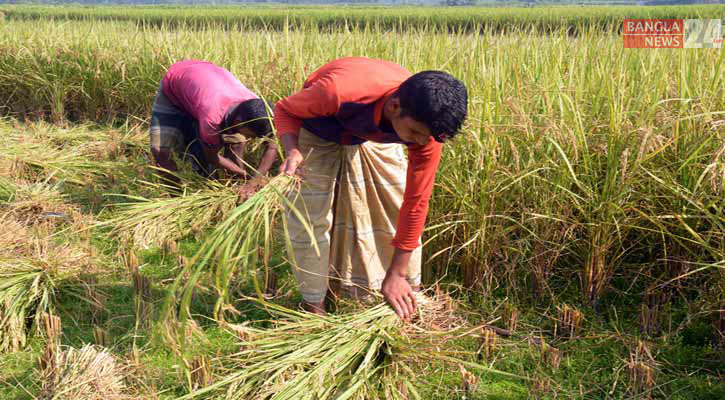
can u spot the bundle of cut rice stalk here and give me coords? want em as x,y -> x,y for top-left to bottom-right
0,133 -> 117,185
0,239 -> 89,352
171,174 -> 311,322
2,181 -> 84,227
39,344 -> 130,400
101,177 -> 240,248
28,121 -> 147,160
178,295 -> 521,400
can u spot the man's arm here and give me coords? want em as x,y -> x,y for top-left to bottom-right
225,142 -> 247,171
274,76 -> 340,177
236,141 -> 279,200
255,140 -> 278,176
201,143 -> 247,177
382,140 -> 443,321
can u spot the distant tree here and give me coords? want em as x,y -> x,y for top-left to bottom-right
444,0 -> 477,5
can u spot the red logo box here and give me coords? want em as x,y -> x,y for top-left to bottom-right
623,19 -> 684,48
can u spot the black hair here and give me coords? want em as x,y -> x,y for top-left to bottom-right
222,98 -> 274,138
397,71 -> 468,142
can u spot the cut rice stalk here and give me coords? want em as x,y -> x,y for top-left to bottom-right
39,344 -> 130,400
0,259 -> 59,352
0,238 -> 90,352
0,139 -> 117,185
2,180 -> 84,227
178,295 -> 523,400
171,174 -> 315,323
0,176 -> 17,203
100,177 -> 239,248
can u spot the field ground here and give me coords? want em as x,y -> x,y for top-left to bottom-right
0,5 -> 724,399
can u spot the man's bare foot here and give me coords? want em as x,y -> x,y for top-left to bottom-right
302,301 -> 326,316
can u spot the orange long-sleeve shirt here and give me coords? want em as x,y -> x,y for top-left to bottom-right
274,57 -> 442,251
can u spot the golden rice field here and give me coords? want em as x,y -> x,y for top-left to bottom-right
0,5 -> 723,399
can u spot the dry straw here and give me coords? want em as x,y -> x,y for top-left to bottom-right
627,341 -> 658,398
38,344 -> 130,400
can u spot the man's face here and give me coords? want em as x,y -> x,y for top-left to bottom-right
391,115 -> 433,146
385,97 -> 435,146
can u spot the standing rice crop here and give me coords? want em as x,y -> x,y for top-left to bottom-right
3,5 -> 724,36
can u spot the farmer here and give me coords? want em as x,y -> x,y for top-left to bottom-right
149,60 -> 277,180
275,57 -> 467,320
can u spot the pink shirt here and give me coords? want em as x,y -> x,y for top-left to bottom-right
162,60 -> 258,147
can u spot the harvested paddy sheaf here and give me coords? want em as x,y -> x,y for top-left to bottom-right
39,344 -> 130,400
102,178 -> 240,248
180,295 -> 515,400
0,120 -> 132,186
1,138 -> 115,185
1,180 -> 87,228
0,227 -> 93,352
173,174 -> 304,321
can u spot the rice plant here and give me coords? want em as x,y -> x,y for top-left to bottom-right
178,295 -> 521,400
172,174 -> 310,323
0,176 -> 16,203
3,4 -> 724,35
101,177 -> 240,248
0,254 -> 85,352
0,127 -> 118,185
0,216 -> 91,352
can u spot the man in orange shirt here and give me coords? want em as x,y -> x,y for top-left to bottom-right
275,57 -> 467,320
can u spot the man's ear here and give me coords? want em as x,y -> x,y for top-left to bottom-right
387,96 -> 402,118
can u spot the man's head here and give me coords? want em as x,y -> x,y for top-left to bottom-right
223,99 -> 274,139
384,71 -> 467,146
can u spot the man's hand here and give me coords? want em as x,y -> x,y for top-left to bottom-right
237,176 -> 269,201
202,142 -> 247,177
280,148 -> 304,176
381,273 -> 417,321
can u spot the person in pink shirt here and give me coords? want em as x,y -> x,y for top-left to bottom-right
149,60 -> 277,180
